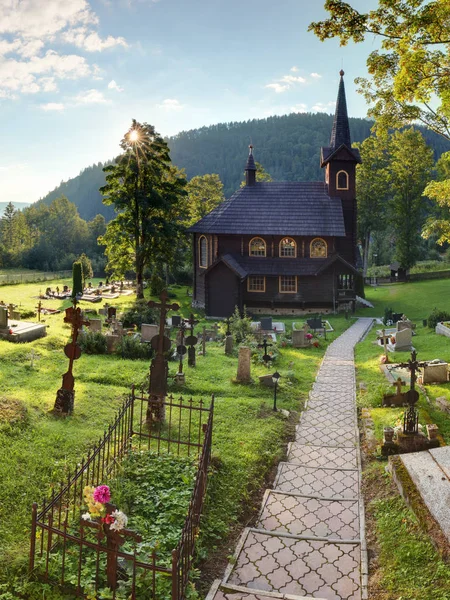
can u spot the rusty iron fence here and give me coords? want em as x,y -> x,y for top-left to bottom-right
29,387 -> 214,600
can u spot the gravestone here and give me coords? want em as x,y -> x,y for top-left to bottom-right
397,317 -> 414,331
260,317 -> 272,331
171,315 -> 181,327
106,334 -> 120,353
394,327 -> 413,351
107,306 -> 117,320
292,323 -> 310,348
307,317 -> 323,333
236,346 -> 251,383
422,361 -> 449,384
0,307 -> 8,329
225,334 -> 233,355
89,319 -> 102,333
141,323 -> 158,343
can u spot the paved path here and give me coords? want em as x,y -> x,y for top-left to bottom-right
206,318 -> 374,600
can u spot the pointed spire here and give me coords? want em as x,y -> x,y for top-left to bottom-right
330,70 -> 351,149
245,144 -> 257,186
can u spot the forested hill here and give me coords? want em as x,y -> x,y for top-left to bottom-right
37,112 -> 450,220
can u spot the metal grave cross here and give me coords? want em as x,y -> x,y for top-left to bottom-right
177,320 -> 187,374
186,313 -> 199,367
81,502 -> 142,591
258,337 -> 273,365
147,290 -> 179,419
397,350 -> 428,434
53,301 -> 90,415
225,317 -> 232,337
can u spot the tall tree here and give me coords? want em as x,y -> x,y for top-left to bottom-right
309,1 -> 450,140
185,174 -> 225,225
100,120 -> 187,298
422,151 -> 450,244
78,253 -> 94,288
388,129 -> 434,269
355,134 -> 391,275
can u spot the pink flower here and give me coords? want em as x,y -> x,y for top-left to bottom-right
306,333 -> 313,340
101,514 -> 115,524
93,485 -> 111,504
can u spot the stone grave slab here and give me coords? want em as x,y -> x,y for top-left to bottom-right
141,323 -> 158,342
274,462 -> 359,499
287,443 -> 358,470
224,528 -> 361,600
398,449 -> 450,542
422,362 -> 449,384
0,319 -> 46,342
88,319 -> 102,333
258,490 -> 360,540
436,322 -> 450,338
295,425 -> 357,448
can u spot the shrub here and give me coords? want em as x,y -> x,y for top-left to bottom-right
20,310 -> 36,320
383,307 -> 393,325
230,306 -> 254,343
116,335 -> 153,360
78,331 -> 107,355
150,273 -> 165,296
121,300 -> 157,328
427,308 -> 450,329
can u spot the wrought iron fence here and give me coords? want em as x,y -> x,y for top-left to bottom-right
29,387 -> 214,600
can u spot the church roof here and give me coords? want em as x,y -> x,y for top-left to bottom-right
201,252 -> 358,279
188,181 -> 346,237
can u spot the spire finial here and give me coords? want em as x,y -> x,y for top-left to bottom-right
339,69 -> 345,77
249,144 -> 253,155
245,143 -> 256,186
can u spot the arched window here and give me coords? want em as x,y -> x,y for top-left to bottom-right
336,170 -> 349,190
279,237 -> 296,258
310,238 -> 327,258
249,237 -> 266,257
199,236 -> 208,268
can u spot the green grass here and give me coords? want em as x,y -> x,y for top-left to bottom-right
0,279 -> 351,597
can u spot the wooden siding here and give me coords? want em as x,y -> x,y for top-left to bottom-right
206,262 -> 241,317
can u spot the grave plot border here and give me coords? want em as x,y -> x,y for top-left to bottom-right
29,387 -> 214,600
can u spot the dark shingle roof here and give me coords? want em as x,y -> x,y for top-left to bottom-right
188,181 -> 346,236
202,253 -> 358,279
321,145 -> 361,165
330,71 -> 351,149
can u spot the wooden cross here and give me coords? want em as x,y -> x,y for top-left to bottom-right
81,502 -> 142,591
35,300 -> 42,322
377,328 -> 390,361
393,377 -> 406,397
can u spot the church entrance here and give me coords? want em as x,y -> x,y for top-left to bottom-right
206,263 -> 240,318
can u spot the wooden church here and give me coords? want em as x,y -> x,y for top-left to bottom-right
189,71 -> 361,318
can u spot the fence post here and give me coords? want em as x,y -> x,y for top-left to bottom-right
171,549 -> 179,600
29,502 -> 38,572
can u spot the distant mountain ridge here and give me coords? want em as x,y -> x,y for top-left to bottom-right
36,112 -> 450,222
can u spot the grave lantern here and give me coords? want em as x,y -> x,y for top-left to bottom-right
272,371 -> 281,412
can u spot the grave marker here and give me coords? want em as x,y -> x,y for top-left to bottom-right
236,346 -> 251,383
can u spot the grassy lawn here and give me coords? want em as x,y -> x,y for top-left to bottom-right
355,280 -> 450,599
0,279 -> 351,598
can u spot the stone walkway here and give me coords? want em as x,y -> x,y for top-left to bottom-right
206,318 -> 374,600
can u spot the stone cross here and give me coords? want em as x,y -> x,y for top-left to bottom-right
258,337 -> 273,365
147,290 -> 179,419
53,300 -> 90,415
82,502 -> 142,591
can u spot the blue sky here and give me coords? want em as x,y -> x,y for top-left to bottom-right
0,0 -> 375,206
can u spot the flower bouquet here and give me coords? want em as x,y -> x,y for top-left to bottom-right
82,485 -> 128,532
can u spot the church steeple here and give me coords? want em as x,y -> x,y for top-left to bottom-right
245,144 -> 257,186
330,70 -> 351,149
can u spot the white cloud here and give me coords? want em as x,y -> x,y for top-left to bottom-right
61,27 -> 128,52
156,98 -> 184,111
310,72 -> 322,79
265,83 -> 290,94
0,0 -> 128,99
108,79 -> 124,92
266,72 -> 306,93
74,89 -> 110,104
312,101 -> 335,112
291,103 -> 308,113
40,102 -> 65,111
290,66 -> 299,72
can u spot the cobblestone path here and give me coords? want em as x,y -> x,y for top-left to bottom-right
206,318 -> 374,600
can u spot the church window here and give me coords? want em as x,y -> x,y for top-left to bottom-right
336,170 -> 349,190
249,237 -> 266,257
279,275 -> 297,293
310,238 -> 327,258
199,236 -> 208,268
248,276 -> 265,292
279,237 -> 296,257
